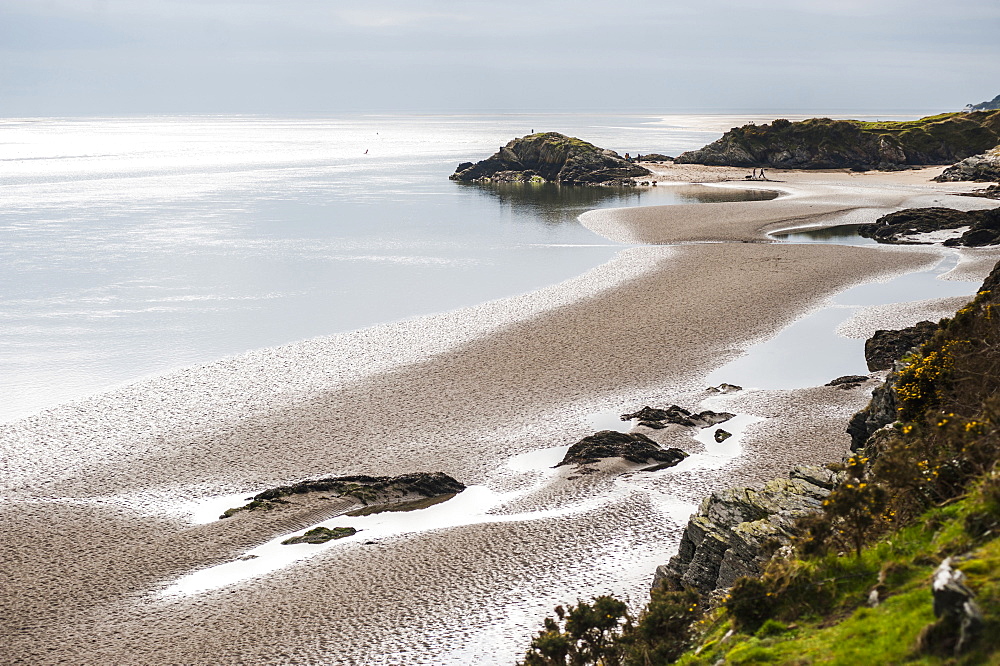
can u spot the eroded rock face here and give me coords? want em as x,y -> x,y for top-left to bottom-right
865,321 -> 938,371
675,112 -> 1000,170
450,132 -> 651,186
653,466 -> 836,595
557,430 -> 687,468
935,146 -> 1000,182
847,373 -> 899,451
857,206 -> 1000,247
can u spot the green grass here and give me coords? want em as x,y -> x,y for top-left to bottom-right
672,493 -> 1000,665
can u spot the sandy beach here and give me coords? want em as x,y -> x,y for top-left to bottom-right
3,165 -> 1000,665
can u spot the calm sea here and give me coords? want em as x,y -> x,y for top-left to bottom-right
0,113 -> 906,422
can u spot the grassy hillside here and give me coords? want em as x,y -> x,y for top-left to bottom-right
519,264 -> 1000,665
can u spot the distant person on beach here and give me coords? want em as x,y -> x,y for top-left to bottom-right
759,168 -> 766,180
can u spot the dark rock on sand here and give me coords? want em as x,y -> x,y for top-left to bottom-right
857,206 -> 1000,247
222,472 -> 465,518
621,405 -> 734,428
714,429 -> 732,443
865,321 -> 938,371
675,112 -> 1000,170
557,430 -> 687,468
935,147 -> 1000,182
706,383 -> 743,394
826,375 -> 870,388
282,526 -> 357,545
963,184 -> 1000,200
450,132 -> 651,186
637,153 -> 674,162
653,465 -> 836,595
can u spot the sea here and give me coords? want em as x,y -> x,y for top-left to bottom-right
0,112 -> 919,422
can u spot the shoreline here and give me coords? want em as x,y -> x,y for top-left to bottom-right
4,165 -> 1000,664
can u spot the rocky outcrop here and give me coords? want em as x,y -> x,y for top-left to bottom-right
557,430 -> 687,469
222,472 -> 465,518
706,383 -> 742,394
653,466 -> 836,595
621,405 -> 734,429
450,132 -> 651,186
857,206 -> 1000,247
865,321 -> 938,371
282,526 -> 357,545
847,373 -> 900,451
935,146 -> 1000,182
826,375 -> 870,389
964,184 -> 1000,200
919,557 -> 985,656
675,112 -> 1000,170
637,153 -> 674,162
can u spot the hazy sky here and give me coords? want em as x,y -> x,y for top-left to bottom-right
1,0 -> 998,116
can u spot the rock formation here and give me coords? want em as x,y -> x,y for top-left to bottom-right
653,466 -> 837,595
450,132 -> 651,186
621,405 -> 734,429
857,206 -> 1000,247
935,146 -> 1000,182
675,112 -> 1000,170
222,472 -> 465,518
282,526 -> 357,545
825,375 -> 871,389
865,321 -> 938,371
557,430 -> 687,469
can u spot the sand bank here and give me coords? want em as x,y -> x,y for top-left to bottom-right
3,166 -> 999,665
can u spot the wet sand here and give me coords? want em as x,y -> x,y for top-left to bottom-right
3,165 -> 999,665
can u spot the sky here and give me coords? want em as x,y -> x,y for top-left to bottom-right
1,0 -> 998,116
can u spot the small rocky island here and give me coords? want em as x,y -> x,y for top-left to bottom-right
674,111 -> 1000,170
450,132 -> 651,186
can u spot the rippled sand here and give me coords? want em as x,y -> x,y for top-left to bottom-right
3,165 -> 999,665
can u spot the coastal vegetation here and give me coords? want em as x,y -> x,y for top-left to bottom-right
674,111 -> 1000,170
520,262 -> 1000,665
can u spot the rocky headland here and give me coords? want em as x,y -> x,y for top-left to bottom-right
450,132 -> 651,186
857,206 -> 1000,246
674,112 -> 1000,170
966,93 -> 1000,112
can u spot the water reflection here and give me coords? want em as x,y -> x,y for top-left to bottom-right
771,224 -> 877,246
458,181 -> 780,225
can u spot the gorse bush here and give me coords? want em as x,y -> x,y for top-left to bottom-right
520,590 -> 701,666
